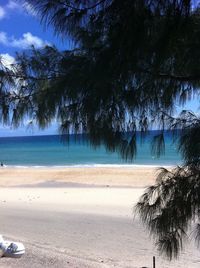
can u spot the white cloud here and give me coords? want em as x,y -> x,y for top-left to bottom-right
7,1 -> 37,17
0,31 -> 50,49
0,1 -> 36,21
0,53 -> 15,69
12,32 -> 49,49
0,32 -> 8,45
0,1 -> 20,21
0,6 -> 6,20
6,0 -> 22,10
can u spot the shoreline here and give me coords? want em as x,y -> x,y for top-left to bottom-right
1,163 -> 174,168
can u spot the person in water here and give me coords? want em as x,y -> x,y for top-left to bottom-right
0,162 -> 4,167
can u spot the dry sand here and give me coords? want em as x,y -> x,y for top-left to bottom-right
0,167 -> 199,268
0,166 -> 156,187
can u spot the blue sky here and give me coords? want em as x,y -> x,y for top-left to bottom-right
0,0 -> 199,137
0,0 -> 66,54
0,0 -> 65,137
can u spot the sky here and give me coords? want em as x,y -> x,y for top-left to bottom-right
0,0 -> 199,137
0,0 -> 66,137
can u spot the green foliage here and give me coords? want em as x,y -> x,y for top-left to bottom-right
11,1 -> 199,137
136,163 -> 200,260
0,0 -> 199,259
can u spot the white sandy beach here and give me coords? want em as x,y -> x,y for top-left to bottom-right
0,167 -> 199,268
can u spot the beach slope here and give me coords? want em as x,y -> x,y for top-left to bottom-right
0,167 -> 199,268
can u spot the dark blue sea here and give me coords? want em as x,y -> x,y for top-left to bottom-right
0,132 -> 181,167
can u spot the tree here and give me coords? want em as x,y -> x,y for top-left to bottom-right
136,111 -> 200,259
0,0 -> 199,259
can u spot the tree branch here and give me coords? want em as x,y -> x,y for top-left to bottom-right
138,67 -> 200,82
156,73 -> 200,82
59,0 -> 107,11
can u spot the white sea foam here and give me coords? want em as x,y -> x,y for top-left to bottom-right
3,163 -> 174,169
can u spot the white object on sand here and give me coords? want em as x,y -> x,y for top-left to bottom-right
0,235 -> 25,258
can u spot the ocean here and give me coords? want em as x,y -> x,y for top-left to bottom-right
0,132 -> 181,167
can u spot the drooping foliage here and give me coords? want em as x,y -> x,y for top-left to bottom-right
136,110 -> 200,259
1,0 -> 199,157
0,0 -> 199,258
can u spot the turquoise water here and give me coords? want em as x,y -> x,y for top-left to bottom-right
0,132 -> 181,167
